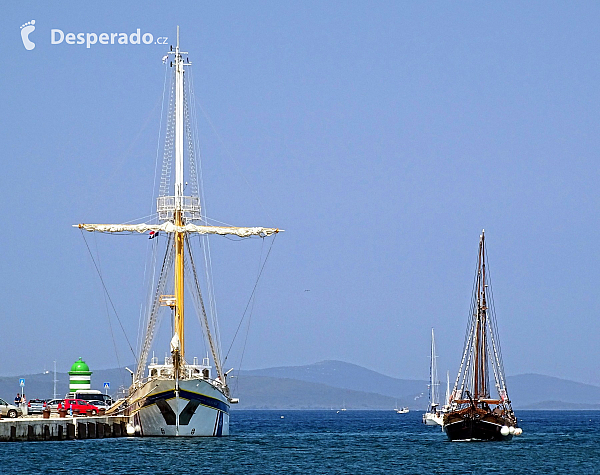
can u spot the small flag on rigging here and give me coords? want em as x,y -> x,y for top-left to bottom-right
149,231 -> 159,239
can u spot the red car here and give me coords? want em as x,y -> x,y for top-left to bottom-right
59,399 -> 99,415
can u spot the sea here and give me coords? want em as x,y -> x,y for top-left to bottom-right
2,410 -> 600,474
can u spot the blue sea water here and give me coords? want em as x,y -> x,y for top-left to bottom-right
2,410 -> 600,475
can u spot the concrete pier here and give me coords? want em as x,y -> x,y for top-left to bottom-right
0,415 -> 130,441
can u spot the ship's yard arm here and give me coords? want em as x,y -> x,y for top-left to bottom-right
74,223 -> 281,238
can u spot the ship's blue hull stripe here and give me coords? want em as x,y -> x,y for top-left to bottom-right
142,389 -> 229,413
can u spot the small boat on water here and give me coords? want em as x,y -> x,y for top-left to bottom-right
443,230 -> 522,441
422,328 -> 443,426
395,406 -> 409,414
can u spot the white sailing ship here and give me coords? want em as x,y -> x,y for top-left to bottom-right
76,28 -> 280,437
422,328 -> 443,426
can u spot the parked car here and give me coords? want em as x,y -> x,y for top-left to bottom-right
46,399 -> 64,412
59,399 -> 99,415
27,398 -> 47,414
0,398 -> 23,418
89,400 -> 111,411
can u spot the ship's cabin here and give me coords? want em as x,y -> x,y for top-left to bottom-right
147,355 -> 212,380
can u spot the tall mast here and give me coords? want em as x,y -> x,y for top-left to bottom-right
429,328 -> 437,407
446,370 -> 450,406
174,25 -> 186,359
75,26 -> 282,386
474,230 -> 488,399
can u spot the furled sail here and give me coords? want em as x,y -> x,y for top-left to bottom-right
74,223 -> 281,238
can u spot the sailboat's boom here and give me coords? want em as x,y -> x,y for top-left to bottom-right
74,223 -> 281,238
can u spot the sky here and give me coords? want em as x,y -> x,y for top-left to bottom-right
2,2 -> 600,389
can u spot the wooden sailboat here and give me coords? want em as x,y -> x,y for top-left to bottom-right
443,230 -> 522,441
75,28 -> 280,436
422,328 -> 442,426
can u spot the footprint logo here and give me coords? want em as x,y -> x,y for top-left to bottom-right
20,20 -> 36,51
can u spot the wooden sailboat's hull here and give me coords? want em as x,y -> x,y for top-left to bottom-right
128,377 -> 230,437
443,409 -> 514,441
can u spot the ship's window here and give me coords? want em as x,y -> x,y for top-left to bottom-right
151,369 -> 157,377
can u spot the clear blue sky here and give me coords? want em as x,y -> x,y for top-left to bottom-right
2,2 -> 600,388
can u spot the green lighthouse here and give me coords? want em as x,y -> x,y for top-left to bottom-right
69,357 -> 92,393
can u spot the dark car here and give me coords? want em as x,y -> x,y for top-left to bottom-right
28,398 -> 47,414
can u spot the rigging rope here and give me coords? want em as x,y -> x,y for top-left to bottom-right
184,235 -> 224,382
232,238 -> 265,396
93,233 -> 125,389
224,233 -> 278,365
137,60 -> 169,360
186,67 -> 224,359
80,230 -> 137,363
190,76 -> 276,226
136,234 -> 176,381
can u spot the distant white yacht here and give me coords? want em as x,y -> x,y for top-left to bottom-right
422,328 -> 443,426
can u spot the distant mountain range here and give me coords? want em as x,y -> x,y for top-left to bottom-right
506,373 -> 600,409
235,361 -> 600,410
2,360 -> 600,410
238,360 -> 426,408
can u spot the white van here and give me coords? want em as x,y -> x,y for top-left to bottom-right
66,390 -> 113,406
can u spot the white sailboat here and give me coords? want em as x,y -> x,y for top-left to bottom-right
422,328 -> 443,426
76,28 -> 281,437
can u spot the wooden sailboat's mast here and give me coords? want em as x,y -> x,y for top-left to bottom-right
473,230 -> 488,400
174,25 -> 185,359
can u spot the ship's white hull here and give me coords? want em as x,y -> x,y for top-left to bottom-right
422,411 -> 443,426
128,377 -> 229,437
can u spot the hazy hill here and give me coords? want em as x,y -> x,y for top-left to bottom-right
240,360 -> 427,400
228,376 -> 408,410
240,361 -> 600,410
518,401 -> 600,410
506,374 -> 600,409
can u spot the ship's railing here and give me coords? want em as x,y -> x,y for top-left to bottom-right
157,195 -> 201,221
146,361 -> 212,380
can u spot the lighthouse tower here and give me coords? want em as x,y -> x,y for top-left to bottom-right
69,357 -> 92,393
